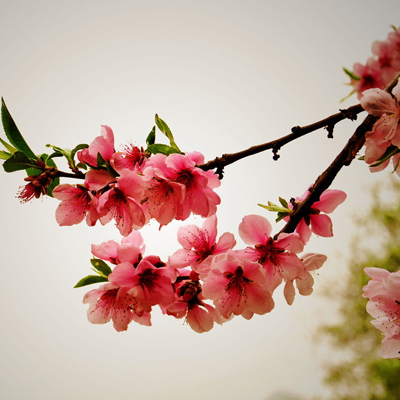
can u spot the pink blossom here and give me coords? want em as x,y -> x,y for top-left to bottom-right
78,125 -> 116,167
110,145 -> 149,173
361,82 -> 400,148
91,230 -> 145,265
165,152 -> 221,221
285,187 -> 347,244
352,59 -> 386,99
83,283 -> 150,332
202,253 -> 274,320
168,215 -> 236,273
98,170 -> 146,236
236,215 -> 307,294
165,279 -> 224,333
363,267 -> 400,358
283,253 -> 327,305
53,184 -> 100,227
108,259 -> 178,312
141,154 -> 186,227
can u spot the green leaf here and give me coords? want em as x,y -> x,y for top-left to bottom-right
343,67 -> 360,81
155,114 -> 181,152
1,98 -> 37,159
276,212 -> 288,223
146,126 -> 156,146
0,150 -> 10,160
147,143 -> 181,156
90,258 -> 113,277
74,275 -> 108,288
258,202 -> 290,213
71,143 -> 88,162
0,137 -> 17,154
2,151 -> 39,172
340,89 -> 356,103
278,197 -> 289,208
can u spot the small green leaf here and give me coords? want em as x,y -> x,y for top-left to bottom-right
278,197 -> 289,208
343,67 -> 360,81
155,114 -> 181,152
1,98 -> 37,159
0,150 -> 11,160
0,137 -> 17,154
276,211 -> 288,223
74,275 -> 108,288
90,258 -> 113,277
146,126 -> 156,146
258,202 -> 290,213
147,143 -> 181,155
71,143 -> 88,162
340,89 -> 356,103
2,151 -> 38,172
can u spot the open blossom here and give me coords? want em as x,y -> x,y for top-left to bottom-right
236,214 -> 307,294
165,278 -> 225,333
348,26 -> 400,99
363,267 -> 400,358
361,81 -> 400,174
91,230 -> 145,265
285,187 -> 347,244
108,259 -> 178,312
98,170 -> 146,236
168,215 -> 236,274
283,253 -> 327,306
83,283 -> 151,332
141,152 -> 221,226
202,253 -> 274,320
78,125 -> 116,167
53,183 -> 100,227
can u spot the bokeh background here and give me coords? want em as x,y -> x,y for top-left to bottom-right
1,1 -> 399,399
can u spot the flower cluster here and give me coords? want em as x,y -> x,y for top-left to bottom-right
360,80 -> 400,174
363,267 -> 400,359
346,26 -> 400,99
52,125 -> 221,235
84,210 -> 331,333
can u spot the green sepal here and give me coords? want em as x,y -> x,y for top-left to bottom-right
155,114 -> 181,152
147,143 -> 181,156
75,162 -> 88,170
343,67 -> 360,81
369,145 -> 400,168
0,137 -> 17,154
2,151 -> 39,172
96,152 -> 118,178
146,126 -> 156,146
90,258 -> 113,277
1,98 -> 37,159
73,275 -> 109,288
0,150 -> 11,160
44,157 -> 59,197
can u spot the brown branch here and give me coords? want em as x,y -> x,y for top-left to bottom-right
199,103 -> 364,178
274,70 -> 400,239
55,170 -> 86,180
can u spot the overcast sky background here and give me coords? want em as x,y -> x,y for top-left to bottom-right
1,1 -> 399,399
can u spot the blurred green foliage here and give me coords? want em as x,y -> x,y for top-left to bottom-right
320,177 -> 400,399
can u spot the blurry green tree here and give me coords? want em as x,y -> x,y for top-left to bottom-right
320,177 -> 400,399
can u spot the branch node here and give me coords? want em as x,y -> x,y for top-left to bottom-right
272,146 -> 280,161
325,124 -> 335,139
339,108 -> 358,121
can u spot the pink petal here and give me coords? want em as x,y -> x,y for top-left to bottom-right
310,214 -> 333,237
314,190 -> 347,213
239,215 -> 272,245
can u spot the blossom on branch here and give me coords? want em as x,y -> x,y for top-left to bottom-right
363,267 -> 400,358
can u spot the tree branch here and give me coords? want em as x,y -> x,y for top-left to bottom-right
274,70 -> 400,238
199,103 -> 364,178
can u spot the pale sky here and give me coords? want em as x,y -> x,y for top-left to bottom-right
1,1 -> 399,399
